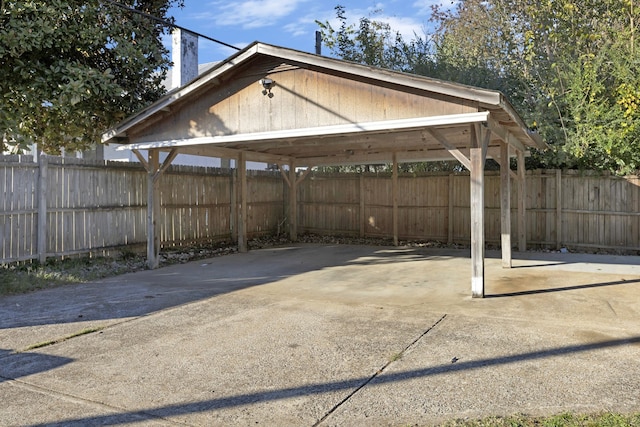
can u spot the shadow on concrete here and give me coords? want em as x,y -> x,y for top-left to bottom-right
2,244 -> 638,330
486,277 -> 640,298
0,349 -> 74,384
0,245 -> 444,330
24,336 -> 640,427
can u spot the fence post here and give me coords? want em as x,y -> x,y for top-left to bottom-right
556,169 -> 562,250
448,173 -> 454,244
392,153 -> 398,246
632,176 -> 639,250
517,151 -> 527,251
288,161 -> 297,242
359,174 -> 365,238
238,151 -> 248,252
37,153 -> 48,264
230,170 -> 237,242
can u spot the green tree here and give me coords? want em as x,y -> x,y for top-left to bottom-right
316,5 -> 434,73
316,5 -> 459,172
430,0 -> 640,174
0,0 -> 183,154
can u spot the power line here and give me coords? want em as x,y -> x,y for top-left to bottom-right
102,0 -> 241,51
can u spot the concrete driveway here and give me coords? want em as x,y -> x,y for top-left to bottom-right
1,244 -> 639,426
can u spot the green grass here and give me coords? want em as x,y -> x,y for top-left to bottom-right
0,254 -> 147,296
440,412 -> 640,427
389,352 -> 403,362
0,241 -> 237,296
20,326 -> 106,352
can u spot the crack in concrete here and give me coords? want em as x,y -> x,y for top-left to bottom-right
313,313 -> 448,426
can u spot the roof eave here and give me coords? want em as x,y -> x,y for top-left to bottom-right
496,94 -> 548,150
255,43 -> 503,106
102,42 -> 544,151
101,43 -> 262,143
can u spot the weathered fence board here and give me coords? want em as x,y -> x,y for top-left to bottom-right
297,169 -> 640,252
1,154 -> 639,264
0,156 -> 38,261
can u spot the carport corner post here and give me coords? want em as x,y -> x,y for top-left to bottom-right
147,150 -> 161,269
470,147 -> 485,298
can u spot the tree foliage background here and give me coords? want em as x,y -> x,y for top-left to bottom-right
0,0 -> 183,154
318,2 -> 640,175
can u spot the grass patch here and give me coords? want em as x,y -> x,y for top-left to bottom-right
0,241 -> 238,296
440,412 -> 640,426
389,352 -> 403,362
0,254 -> 147,296
20,326 -> 106,352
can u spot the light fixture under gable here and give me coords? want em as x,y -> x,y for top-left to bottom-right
260,78 -> 275,97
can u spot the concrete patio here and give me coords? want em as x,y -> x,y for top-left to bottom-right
1,244 -> 639,426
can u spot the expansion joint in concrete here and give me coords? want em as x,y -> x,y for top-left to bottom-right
312,314 -> 448,426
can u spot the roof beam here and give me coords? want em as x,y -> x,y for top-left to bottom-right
296,147 -> 491,167
148,145 -> 292,164
115,112 -> 490,152
487,117 -> 527,153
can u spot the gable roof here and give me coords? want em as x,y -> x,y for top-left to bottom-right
102,42 -> 544,167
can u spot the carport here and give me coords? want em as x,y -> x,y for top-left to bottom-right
101,42 -> 545,298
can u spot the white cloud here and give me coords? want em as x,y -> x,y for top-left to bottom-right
317,4 -> 429,41
208,0 -> 311,29
184,1 -> 454,48
375,14 -> 428,40
283,21 -> 309,37
281,6 -> 327,38
412,0 -> 459,16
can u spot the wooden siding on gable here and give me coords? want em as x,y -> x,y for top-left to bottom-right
129,65 -> 478,144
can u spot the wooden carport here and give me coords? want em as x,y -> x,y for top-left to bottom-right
102,42 -> 545,298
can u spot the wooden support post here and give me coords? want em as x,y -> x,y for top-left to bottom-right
277,163 -> 291,187
392,153 -> 399,246
153,171 -> 161,263
517,150 -> 527,252
278,163 -> 311,242
238,151 -> 247,253
448,173 -> 454,244
500,142 -> 512,268
359,174 -> 365,238
37,153 -> 48,264
556,169 -> 562,250
147,149 -> 160,269
143,148 -> 179,269
470,147 -> 485,298
633,176 -> 640,251
230,170 -> 237,243
289,162 -> 298,241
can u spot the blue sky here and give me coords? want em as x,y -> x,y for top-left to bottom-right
162,0 -> 455,63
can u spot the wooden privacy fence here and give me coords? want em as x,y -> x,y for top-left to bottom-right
1,154 -> 639,264
0,155 -> 285,263
298,169 -> 640,252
